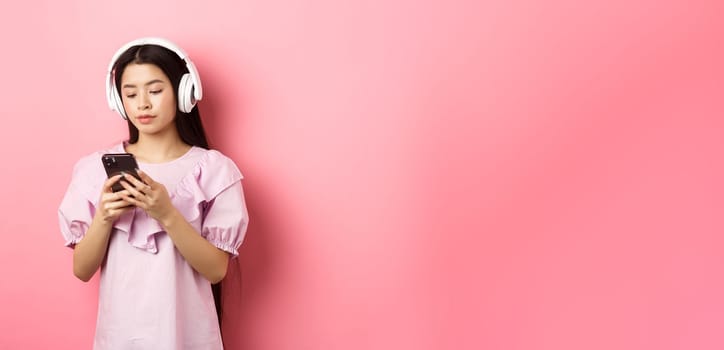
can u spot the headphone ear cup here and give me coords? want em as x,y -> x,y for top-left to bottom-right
112,85 -> 127,119
178,73 -> 196,113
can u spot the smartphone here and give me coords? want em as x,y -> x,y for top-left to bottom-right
101,153 -> 142,192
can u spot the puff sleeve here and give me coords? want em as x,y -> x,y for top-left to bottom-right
201,181 -> 248,257
174,150 -> 249,257
58,158 -> 100,247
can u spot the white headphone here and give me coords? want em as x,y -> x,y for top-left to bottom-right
106,37 -> 203,119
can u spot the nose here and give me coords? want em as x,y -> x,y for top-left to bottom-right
137,93 -> 151,110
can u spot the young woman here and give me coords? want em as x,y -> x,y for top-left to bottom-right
58,37 -> 248,349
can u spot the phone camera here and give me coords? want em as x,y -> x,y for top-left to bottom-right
103,156 -> 117,168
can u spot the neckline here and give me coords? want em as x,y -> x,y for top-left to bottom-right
120,141 -> 198,166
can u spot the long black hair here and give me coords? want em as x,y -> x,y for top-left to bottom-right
111,44 -> 224,325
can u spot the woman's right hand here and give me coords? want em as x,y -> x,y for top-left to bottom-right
95,174 -> 134,223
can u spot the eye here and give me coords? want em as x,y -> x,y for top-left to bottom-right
125,94 -> 136,98
150,89 -> 162,95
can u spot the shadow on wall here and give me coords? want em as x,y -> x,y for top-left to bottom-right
190,42 -> 250,153
197,51 -> 280,349
221,180 -> 282,349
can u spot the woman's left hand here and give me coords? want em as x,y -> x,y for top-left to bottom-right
119,170 -> 177,223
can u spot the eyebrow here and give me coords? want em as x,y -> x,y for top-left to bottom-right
122,79 -> 165,89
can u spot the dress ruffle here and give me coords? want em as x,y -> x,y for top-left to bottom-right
60,146 -> 244,254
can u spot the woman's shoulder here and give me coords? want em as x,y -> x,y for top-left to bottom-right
196,148 -> 243,177
64,143 -> 123,198
174,147 -> 244,200
71,143 -> 123,174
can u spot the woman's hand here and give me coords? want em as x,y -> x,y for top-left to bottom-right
96,174 -> 134,223
118,170 -> 177,223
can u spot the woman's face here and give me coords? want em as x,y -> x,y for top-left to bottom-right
120,63 -> 177,136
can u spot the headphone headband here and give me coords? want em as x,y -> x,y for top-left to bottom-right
105,37 -> 203,119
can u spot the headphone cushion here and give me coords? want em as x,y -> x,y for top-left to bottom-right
112,85 -> 127,119
178,73 -> 195,113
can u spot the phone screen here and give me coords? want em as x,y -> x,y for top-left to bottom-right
101,153 -> 142,192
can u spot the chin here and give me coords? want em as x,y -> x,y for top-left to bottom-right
138,125 -> 174,136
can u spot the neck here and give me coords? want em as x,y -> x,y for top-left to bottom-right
128,130 -> 190,163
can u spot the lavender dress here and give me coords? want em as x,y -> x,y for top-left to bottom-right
59,143 -> 248,350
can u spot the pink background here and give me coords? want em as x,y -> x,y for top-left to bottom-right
1,0 -> 723,349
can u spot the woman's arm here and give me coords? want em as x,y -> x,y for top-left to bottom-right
73,175 -> 133,282
159,209 -> 230,283
72,215 -> 113,282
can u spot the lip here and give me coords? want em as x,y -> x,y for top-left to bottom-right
136,115 -> 155,124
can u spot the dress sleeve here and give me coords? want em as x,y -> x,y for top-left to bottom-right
174,149 -> 249,257
200,180 -> 249,257
58,160 -> 98,248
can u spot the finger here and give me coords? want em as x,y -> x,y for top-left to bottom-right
119,192 -> 147,210
120,180 -> 145,198
104,198 -> 134,210
101,190 -> 131,202
123,171 -> 152,192
136,169 -> 156,194
102,175 -> 124,193
135,169 -> 156,186
108,205 -> 134,217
